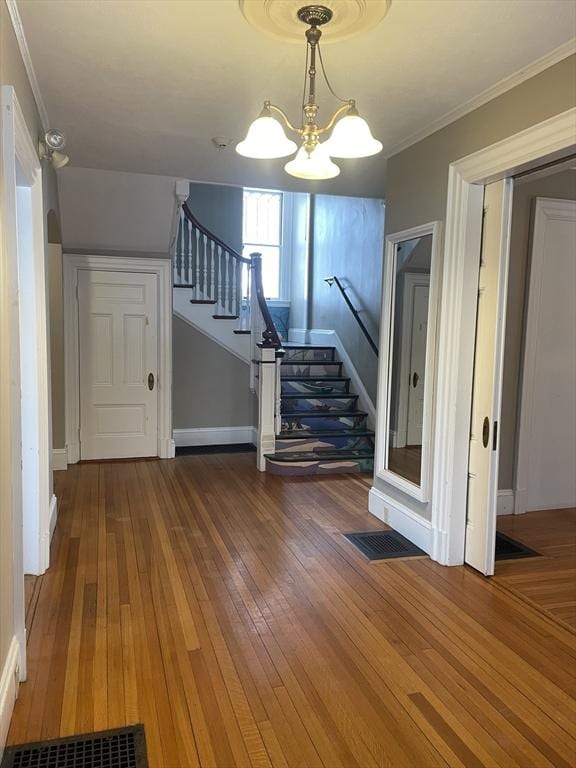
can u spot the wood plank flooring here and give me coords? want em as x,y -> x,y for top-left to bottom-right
8,455 -> 576,767
495,508 -> 576,629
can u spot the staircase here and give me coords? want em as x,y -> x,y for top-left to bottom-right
172,189 -> 375,477
264,344 -> 375,476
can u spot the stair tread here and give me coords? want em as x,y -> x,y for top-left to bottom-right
282,344 -> 335,350
190,299 -> 217,304
265,449 -> 374,462
281,375 -> 350,382
282,393 -> 357,400
213,314 -> 239,320
233,329 -> 251,334
278,429 -> 374,439
281,360 -> 341,366
281,409 -> 368,418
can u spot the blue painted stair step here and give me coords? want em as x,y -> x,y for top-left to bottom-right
281,377 -> 351,395
266,344 -> 375,476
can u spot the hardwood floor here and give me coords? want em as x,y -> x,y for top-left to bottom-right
8,455 -> 576,767
495,507 -> 576,629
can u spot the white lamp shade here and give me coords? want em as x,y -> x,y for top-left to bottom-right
236,116 -> 297,159
284,143 -> 340,180
324,114 -> 383,158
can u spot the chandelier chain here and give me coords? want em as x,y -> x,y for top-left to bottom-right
317,43 -> 349,104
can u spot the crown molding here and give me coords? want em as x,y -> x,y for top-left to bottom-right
6,0 -> 49,131
386,37 -> 576,159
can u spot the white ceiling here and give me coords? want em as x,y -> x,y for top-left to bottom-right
17,0 -> 576,198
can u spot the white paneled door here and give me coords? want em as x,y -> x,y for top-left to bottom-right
465,179 -> 512,575
78,269 -> 159,459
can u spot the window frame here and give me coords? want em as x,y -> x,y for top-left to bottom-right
242,187 -> 292,303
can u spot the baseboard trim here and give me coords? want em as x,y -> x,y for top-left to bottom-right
497,489 -> 515,516
52,447 -> 67,471
174,426 -> 257,447
0,636 -> 20,757
288,328 -> 308,344
309,329 -> 376,428
369,486 -> 432,555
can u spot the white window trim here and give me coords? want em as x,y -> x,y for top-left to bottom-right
63,254 -> 174,463
243,188 -> 293,301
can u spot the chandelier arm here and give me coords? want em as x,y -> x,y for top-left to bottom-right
266,103 -> 303,135
317,101 -> 355,135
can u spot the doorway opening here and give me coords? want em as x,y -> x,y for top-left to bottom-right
463,154 -> 576,578
491,162 -> 576,628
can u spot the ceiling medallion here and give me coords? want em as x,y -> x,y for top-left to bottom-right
236,5 -> 383,180
238,0 -> 391,44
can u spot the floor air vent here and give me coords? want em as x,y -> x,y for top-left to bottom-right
495,532 -> 540,560
1,726 -> 148,768
344,530 -> 426,560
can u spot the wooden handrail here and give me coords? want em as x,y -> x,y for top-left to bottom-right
182,202 -> 251,264
324,276 -> 378,355
251,253 -> 283,352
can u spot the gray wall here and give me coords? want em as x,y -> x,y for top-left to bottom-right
172,317 -> 254,428
187,182 -> 243,254
374,54 -> 576,520
499,169 -> 576,489
0,0 -> 61,724
310,195 -> 385,404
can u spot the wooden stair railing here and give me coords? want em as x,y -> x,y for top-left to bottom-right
176,202 -> 251,320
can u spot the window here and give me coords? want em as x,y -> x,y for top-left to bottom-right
242,189 -> 283,299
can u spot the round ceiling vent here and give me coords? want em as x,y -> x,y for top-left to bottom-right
238,0 -> 391,44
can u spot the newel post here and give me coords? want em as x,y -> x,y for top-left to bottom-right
257,330 -> 277,472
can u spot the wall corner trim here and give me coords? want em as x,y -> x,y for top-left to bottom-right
0,636 -> 21,757
497,489 -> 515,516
368,486 -> 432,555
52,448 -> 68,471
5,0 -> 50,131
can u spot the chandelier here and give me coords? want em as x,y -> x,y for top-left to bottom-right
236,4 -> 382,180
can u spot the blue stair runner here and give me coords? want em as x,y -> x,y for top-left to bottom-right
264,345 -> 375,476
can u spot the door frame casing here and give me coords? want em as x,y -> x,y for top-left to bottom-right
63,254 -> 174,462
432,106 -> 576,566
2,86 -> 51,681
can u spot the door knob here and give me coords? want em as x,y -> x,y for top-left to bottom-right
412,371 -> 419,388
148,373 -> 155,391
482,416 -> 490,448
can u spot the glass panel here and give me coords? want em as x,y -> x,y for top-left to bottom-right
242,244 -> 280,299
387,234 -> 432,488
243,190 -> 282,246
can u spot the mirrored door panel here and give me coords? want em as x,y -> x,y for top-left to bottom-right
376,223 -> 441,501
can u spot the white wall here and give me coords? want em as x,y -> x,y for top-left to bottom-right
58,167 -> 177,254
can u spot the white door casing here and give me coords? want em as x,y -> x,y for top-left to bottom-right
78,270 -> 158,460
406,283 -> 430,446
515,197 -> 576,514
431,107 -> 575,567
465,179 -> 512,575
64,254 -> 174,463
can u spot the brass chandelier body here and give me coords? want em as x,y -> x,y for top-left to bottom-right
236,5 -> 382,180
